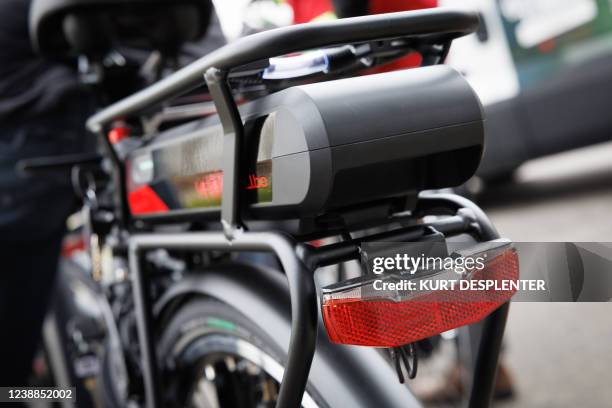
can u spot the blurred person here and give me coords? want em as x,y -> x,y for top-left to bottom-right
0,0 -> 95,387
288,0 -> 437,23
0,0 -> 227,388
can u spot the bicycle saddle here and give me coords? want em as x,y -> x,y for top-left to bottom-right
29,0 -> 213,57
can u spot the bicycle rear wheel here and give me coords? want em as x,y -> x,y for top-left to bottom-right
157,298 -> 324,408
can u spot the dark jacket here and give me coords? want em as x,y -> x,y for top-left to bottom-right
0,0 -> 93,240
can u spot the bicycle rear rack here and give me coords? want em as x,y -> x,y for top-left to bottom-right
127,194 -> 508,408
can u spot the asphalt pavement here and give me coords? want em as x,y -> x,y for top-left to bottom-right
480,141 -> 612,408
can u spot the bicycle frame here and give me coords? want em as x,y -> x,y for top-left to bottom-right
83,9 -> 508,408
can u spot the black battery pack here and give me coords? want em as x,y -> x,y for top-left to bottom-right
126,65 -> 484,221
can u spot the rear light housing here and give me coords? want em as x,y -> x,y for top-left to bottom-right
321,240 -> 519,348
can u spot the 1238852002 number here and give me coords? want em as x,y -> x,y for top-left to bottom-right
0,387 -> 75,402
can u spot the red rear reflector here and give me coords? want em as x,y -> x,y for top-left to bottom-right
322,242 -> 519,348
